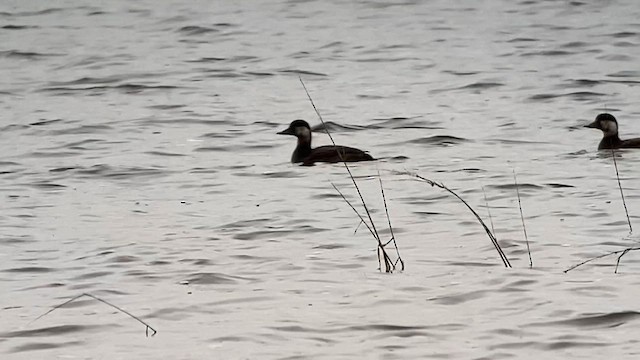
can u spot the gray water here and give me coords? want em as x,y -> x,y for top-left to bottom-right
2,0 -> 640,359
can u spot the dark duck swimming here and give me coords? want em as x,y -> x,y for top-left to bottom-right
585,113 -> 640,150
277,119 -> 374,166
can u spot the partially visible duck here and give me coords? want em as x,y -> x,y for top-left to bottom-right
277,119 -> 374,166
585,113 -> 640,150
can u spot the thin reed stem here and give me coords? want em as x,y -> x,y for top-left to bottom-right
564,247 -> 640,273
29,293 -> 157,337
611,149 -> 632,233
378,169 -> 404,270
513,170 -> 532,268
331,183 -> 379,242
482,186 -> 496,237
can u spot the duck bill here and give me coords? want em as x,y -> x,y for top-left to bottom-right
277,127 -> 295,135
584,121 -> 598,129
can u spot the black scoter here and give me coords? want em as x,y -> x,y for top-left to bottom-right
277,119 -> 374,166
585,113 -> 640,150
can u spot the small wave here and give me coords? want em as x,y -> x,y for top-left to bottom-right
507,37 -> 539,43
49,167 -> 77,173
48,75 -> 128,86
147,104 -> 186,110
260,171 -> 305,178
319,41 -> 345,49
528,91 -> 605,101
219,218 -> 271,229
28,151 -> 79,158
1,25 -> 38,30
442,70 -> 480,76
613,41 -> 637,48
371,117 -> 442,130
0,236 -> 32,245
29,119 -> 63,126
458,81 -> 503,90
607,70 -> 640,78
313,243 -> 350,250
279,69 -> 328,77
2,325 -> 107,339
546,183 -> 575,188
49,125 -> 112,135
141,118 -> 229,127
145,151 -> 187,157
0,161 -> 22,171
450,168 -> 485,173
201,70 -> 244,78
4,266 -> 54,273
233,229 -> 299,240
73,271 -> 113,280
532,311 -> 640,328
0,50 -> 61,59
562,41 -> 589,48
188,55 -> 260,63
356,94 -> 385,99
599,54 -> 633,61
408,135 -> 469,146
521,50 -> 574,56
565,79 -> 602,87
245,71 -> 274,77
609,31 -> 637,38
74,164 -> 170,180
200,132 -> 235,139
185,272 -> 251,285
354,56 -> 421,63
188,56 -> 226,63
0,123 -> 29,131
40,83 -> 178,95
488,183 -> 543,190
311,121 -> 366,132
9,341 -> 85,353
52,139 -> 108,151
1,8 -> 64,17
430,289 -> 488,305
178,25 -> 219,35
29,182 -> 67,189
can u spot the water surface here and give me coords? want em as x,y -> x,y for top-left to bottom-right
2,0 -> 640,359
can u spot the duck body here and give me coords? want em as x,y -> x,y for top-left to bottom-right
277,119 -> 374,166
585,113 -> 640,150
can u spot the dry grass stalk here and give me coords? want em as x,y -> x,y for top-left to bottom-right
411,173 -> 512,268
29,293 -> 157,337
513,170 -> 532,268
611,149 -> 632,233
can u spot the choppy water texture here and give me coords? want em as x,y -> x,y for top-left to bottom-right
2,0 -> 640,359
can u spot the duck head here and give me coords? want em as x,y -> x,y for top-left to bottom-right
585,113 -> 619,137
277,119 -> 312,144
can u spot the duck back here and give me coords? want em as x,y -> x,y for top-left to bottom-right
301,145 -> 374,166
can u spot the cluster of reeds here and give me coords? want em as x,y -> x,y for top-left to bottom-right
300,79 -> 403,273
300,79 -> 540,271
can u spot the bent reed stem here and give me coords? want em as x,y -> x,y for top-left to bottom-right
412,173 -> 512,268
29,293 -> 157,337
